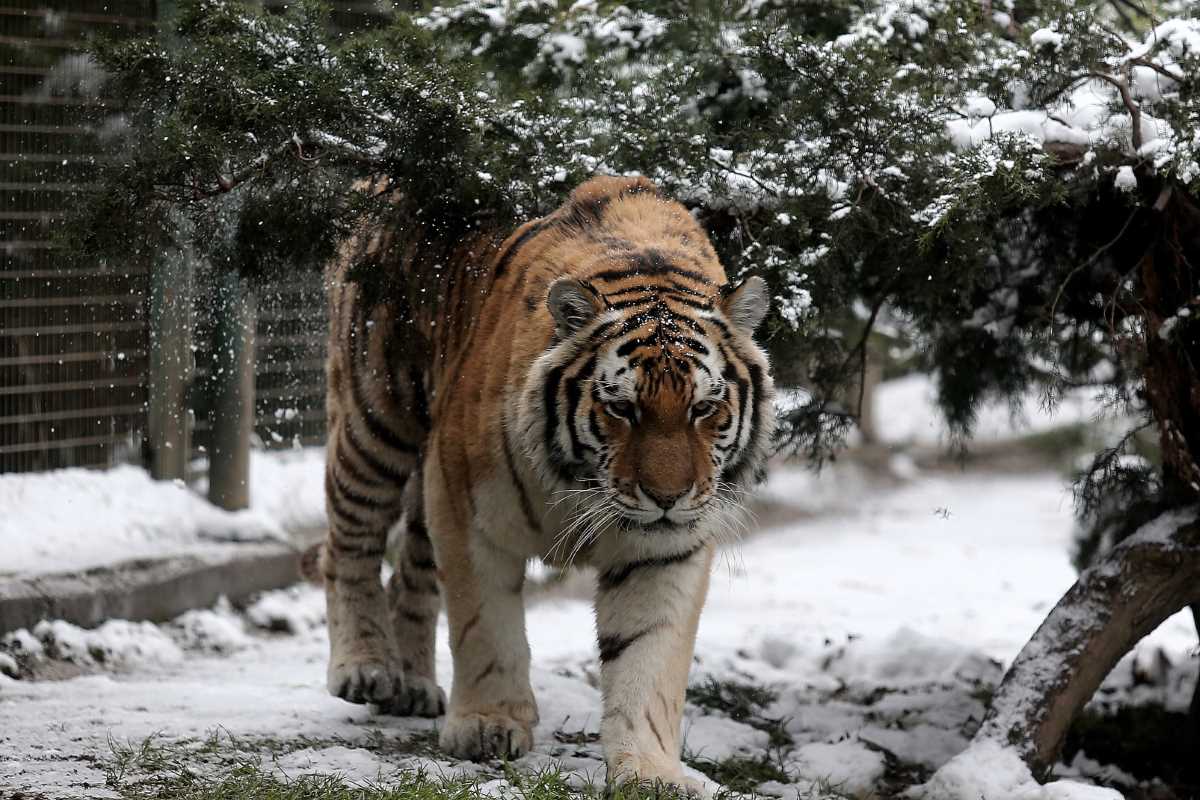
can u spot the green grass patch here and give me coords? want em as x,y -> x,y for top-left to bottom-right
686,679 -> 777,724
102,732 -> 775,800
684,756 -> 787,794
686,678 -> 793,750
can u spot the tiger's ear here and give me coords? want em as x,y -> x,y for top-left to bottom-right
547,278 -> 604,337
721,276 -> 770,333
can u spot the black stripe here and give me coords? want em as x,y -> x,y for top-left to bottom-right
334,444 -> 386,489
345,296 -> 419,456
327,493 -> 371,532
343,419 -> 409,484
345,321 -> 420,455
673,336 -> 709,356
616,337 -> 655,358
724,355 -> 764,483
495,217 -> 552,278
665,280 -> 709,298
598,546 -> 702,591
663,294 -> 716,311
717,339 -> 750,454
328,463 -> 388,511
585,318 -> 620,343
399,559 -> 438,592
541,360 -> 576,481
607,296 -> 658,312
603,282 -> 709,305
327,539 -> 386,559
472,659 -> 499,685
396,608 -> 430,625
349,376 -> 420,457
598,626 -> 656,663
407,517 -> 431,543
675,315 -> 708,336
565,194 -> 612,227
564,353 -> 597,461
502,429 -> 542,534
589,263 -> 711,285
705,315 -> 732,337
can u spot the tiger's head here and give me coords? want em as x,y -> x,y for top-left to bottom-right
516,181 -> 775,539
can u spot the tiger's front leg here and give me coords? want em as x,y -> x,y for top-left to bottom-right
424,453 -> 538,761
596,544 -> 715,795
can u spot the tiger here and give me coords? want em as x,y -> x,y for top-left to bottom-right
317,174 -> 775,793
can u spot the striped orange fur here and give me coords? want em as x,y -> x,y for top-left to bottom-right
319,175 -> 774,792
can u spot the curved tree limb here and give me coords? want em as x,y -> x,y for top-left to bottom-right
973,512 -> 1200,778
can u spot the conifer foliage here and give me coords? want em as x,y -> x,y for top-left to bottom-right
76,0 -> 1199,522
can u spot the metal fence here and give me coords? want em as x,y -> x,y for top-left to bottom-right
0,1 -> 397,476
1,0 -> 156,473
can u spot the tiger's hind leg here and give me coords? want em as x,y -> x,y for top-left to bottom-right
322,420 -> 410,706
381,469 -> 446,717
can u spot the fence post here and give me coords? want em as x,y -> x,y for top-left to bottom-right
147,249 -> 192,480
208,271 -> 257,511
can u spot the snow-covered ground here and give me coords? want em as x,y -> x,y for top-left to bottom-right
2,461 -> 1195,799
872,373 -> 1117,449
0,447 -> 326,576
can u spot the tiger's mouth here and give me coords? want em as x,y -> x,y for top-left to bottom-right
616,514 -> 701,533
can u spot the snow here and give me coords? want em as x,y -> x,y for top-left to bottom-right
919,740 -> 1122,800
791,740 -> 884,796
31,618 -> 183,669
1030,28 -> 1064,52
1113,165 -> 1137,193
2,387 -> 1195,797
246,583 -> 328,633
173,600 -> 253,654
945,80 -> 1160,154
682,712 -> 769,762
0,447 -> 326,576
6,462 -> 1189,797
963,94 -> 997,118
1118,506 -> 1199,549
872,373 -> 1113,448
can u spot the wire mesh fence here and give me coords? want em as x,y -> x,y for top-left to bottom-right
1,0 -> 155,473
0,0 -> 399,476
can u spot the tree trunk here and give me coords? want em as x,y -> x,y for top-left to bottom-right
1141,187 -> 1200,504
147,249 -> 193,480
207,272 -> 256,511
972,514 -> 1200,778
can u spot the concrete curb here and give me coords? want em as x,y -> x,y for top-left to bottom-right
0,542 -> 303,636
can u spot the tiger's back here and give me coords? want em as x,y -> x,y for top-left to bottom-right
319,175 -> 774,791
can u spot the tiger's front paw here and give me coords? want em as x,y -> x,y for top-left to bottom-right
609,757 -> 713,799
376,675 -> 446,718
327,658 -> 404,705
439,709 -> 534,761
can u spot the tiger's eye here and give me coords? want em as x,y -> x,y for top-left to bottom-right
605,400 -> 636,421
692,400 -> 716,419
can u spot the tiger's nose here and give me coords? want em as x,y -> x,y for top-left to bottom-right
641,484 -> 690,510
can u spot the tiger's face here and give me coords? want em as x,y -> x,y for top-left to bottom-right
519,274 -> 775,536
